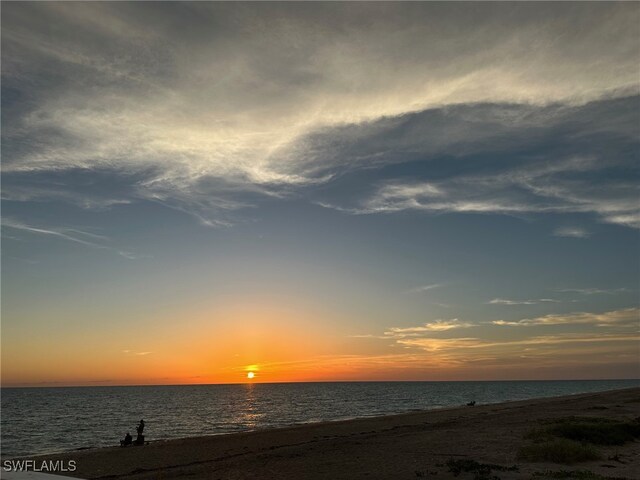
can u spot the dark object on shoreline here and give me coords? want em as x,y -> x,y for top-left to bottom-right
135,419 -> 145,445
467,401 -> 476,406
120,419 -> 146,447
137,419 -> 145,435
120,432 -> 132,447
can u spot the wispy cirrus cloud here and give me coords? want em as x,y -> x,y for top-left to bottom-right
557,287 -> 630,295
386,319 -> 474,336
488,298 -> 560,306
553,227 -> 591,238
492,307 -> 639,327
2,3 -> 639,226
404,283 -> 444,294
350,318 -> 473,339
324,150 -> 640,229
0,180 -> 132,211
354,307 -> 638,369
397,332 -> 640,352
2,218 -> 136,259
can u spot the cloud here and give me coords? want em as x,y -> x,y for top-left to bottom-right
324,146 -> 639,228
353,308 -> 638,370
122,350 -> 153,356
386,319 -> 474,336
396,337 -> 483,351
352,318 -> 474,340
1,217 -> 136,259
488,298 -> 560,306
3,218 -> 106,248
553,227 -> 591,238
226,339 -> 639,379
492,307 -> 639,327
397,332 -> 640,352
404,283 -> 443,294
557,287 -> 630,295
0,180 -> 131,211
489,298 -> 536,306
2,3 -> 639,226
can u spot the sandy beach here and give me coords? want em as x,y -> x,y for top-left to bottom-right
18,387 -> 640,480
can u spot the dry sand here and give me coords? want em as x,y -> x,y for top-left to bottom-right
21,387 -> 640,479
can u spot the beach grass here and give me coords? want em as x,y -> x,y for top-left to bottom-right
445,458 -> 519,479
532,470 -> 633,480
519,416 -> 640,464
547,418 -> 640,446
518,438 -> 601,464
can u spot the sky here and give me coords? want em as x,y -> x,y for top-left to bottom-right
1,2 -> 639,387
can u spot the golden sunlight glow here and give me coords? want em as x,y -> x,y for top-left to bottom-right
247,371 -> 255,379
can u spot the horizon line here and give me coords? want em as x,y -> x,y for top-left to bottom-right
3,378 -> 638,389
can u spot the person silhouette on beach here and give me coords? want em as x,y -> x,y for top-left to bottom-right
121,432 -> 132,446
134,419 -> 146,445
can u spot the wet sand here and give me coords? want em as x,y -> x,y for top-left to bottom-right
22,387 -> 640,479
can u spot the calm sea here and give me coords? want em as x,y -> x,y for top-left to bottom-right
1,380 -> 638,458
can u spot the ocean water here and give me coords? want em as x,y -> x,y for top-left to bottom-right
1,379 -> 638,458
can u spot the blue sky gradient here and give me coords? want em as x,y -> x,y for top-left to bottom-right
2,2 -> 638,385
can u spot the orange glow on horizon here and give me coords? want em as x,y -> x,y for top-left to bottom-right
1,300 -> 353,387
3,299 -> 637,387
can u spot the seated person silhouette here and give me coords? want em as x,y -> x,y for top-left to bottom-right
120,432 -> 133,447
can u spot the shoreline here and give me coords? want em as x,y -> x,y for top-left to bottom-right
8,386 -> 638,460
14,387 -> 640,479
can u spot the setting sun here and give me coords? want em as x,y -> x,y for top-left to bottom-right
247,371 -> 255,379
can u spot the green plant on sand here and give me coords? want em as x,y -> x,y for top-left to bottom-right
518,438 -> 600,464
519,417 -> 640,464
547,420 -> 640,446
446,458 -> 518,480
532,469 -> 632,480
